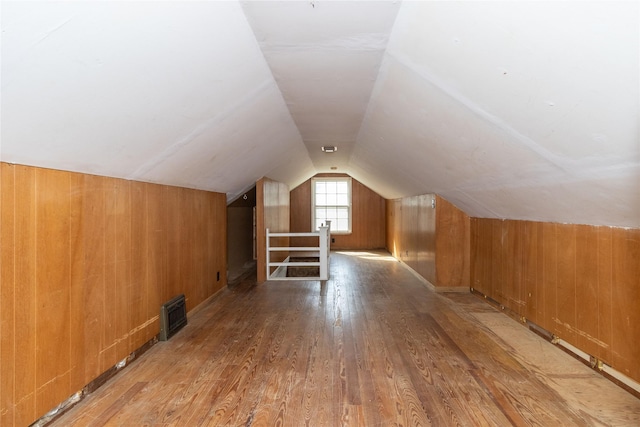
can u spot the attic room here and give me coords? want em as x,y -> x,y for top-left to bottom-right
1,1 -> 639,425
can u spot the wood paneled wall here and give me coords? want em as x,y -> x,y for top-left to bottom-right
387,195 -> 436,284
435,196 -> 471,288
227,207 -> 254,277
290,174 -> 386,250
471,218 -> 640,384
256,177 -> 290,283
0,163 -> 227,426
386,194 -> 470,290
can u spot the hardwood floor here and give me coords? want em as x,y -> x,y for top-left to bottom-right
50,251 -> 640,426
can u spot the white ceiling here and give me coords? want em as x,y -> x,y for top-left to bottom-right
2,1 -> 638,228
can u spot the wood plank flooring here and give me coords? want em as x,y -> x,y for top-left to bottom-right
50,251 -> 640,426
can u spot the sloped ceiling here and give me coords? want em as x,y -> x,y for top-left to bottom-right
2,1 -> 638,228
1,1 -> 316,201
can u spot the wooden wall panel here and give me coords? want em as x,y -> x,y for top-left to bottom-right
416,195 -> 436,284
0,162 -> 227,426
596,226 -> 613,364
165,186 -> 181,306
470,217 -> 492,296
130,182 -> 147,350
102,178 -> 118,372
114,180 -> 132,362
385,199 -> 395,257
555,224 -> 577,344
76,174 -> 106,386
385,198 -> 403,259
290,174 -> 386,250
1,164 -> 17,426
256,177 -> 290,283
212,192 -> 227,293
392,199 -> 402,258
35,168 -> 72,415
13,165 -> 38,426
611,227 -> 640,381
575,225 -> 600,357
503,220 -> 523,314
349,178 -> 386,249
470,217 -> 640,385
522,221 -> 540,324
145,183 -> 165,341
434,196 -> 470,289
401,196 -> 418,270
69,174 -> 85,393
540,222 -> 557,334
193,191 -> 206,303
533,222 -> 545,324
289,175 -> 313,249
386,194 -> 469,290
490,219 -> 505,301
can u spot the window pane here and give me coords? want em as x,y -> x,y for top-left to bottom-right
335,219 -> 346,231
312,178 -> 351,232
328,207 -> 337,219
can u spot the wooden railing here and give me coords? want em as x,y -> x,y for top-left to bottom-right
266,224 -> 331,281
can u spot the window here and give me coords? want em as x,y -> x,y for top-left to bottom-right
312,177 -> 351,233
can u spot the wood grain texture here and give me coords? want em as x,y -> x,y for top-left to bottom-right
129,182 -> 147,350
555,223 -> 577,343
416,194 -> 436,283
611,227 -> 640,381
82,174 -> 107,382
256,177 -> 290,283
470,217 -> 491,296
0,164 -> 18,426
401,194 -> 418,270
597,225 -> 613,364
541,221 -> 558,334
0,162 -> 226,426
290,174 -> 386,250
522,221 -> 539,324
35,167 -> 72,416
69,173 -> 85,393
470,217 -> 640,386
575,224 -> 599,357
385,199 -> 397,258
50,251 -> 640,427
434,195 -> 470,289
388,194 -> 469,290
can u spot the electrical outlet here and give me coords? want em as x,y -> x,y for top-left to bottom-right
331,238 -> 335,243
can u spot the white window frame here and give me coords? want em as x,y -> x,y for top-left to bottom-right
311,177 -> 352,234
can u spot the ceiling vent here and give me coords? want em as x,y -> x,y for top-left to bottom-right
321,146 -> 337,153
